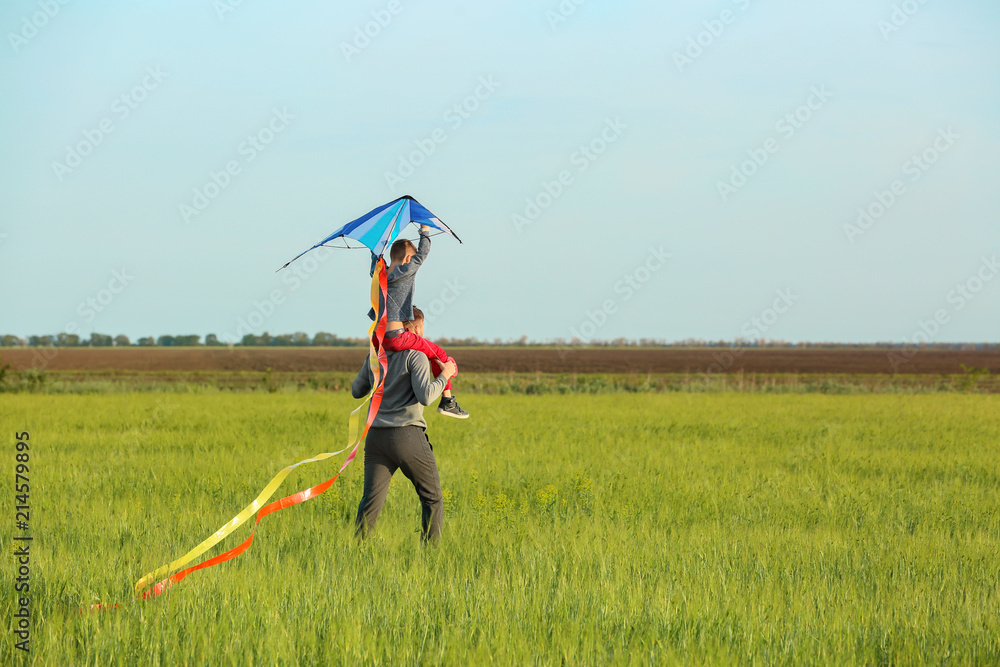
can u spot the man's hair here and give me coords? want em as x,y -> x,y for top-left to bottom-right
389,239 -> 416,264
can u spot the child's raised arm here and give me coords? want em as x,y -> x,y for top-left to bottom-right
392,226 -> 432,278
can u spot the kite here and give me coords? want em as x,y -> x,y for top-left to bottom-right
126,196 -> 460,604
278,194 -> 461,270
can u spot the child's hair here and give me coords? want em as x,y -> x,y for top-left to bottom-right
403,306 -> 424,332
389,238 -> 416,264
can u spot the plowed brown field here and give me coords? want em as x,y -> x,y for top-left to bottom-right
4,347 -> 998,375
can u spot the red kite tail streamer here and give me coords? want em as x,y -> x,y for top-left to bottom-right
130,258 -> 389,601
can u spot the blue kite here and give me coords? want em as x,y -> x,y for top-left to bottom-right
279,195 -> 461,271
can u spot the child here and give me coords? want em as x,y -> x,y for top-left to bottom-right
379,225 -> 469,419
397,306 -> 467,417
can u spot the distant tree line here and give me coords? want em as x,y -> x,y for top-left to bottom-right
0,332 -> 368,347
0,333 -> 997,350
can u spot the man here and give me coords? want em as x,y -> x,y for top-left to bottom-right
352,309 -> 458,542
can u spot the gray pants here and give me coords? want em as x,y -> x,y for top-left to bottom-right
355,425 -> 443,542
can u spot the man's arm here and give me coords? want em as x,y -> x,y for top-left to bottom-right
351,356 -> 373,399
407,351 -> 449,405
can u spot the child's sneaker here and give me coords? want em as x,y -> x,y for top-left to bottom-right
437,397 -> 469,419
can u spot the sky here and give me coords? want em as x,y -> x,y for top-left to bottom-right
1,0 -> 998,344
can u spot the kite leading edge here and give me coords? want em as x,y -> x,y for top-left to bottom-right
277,195 -> 461,271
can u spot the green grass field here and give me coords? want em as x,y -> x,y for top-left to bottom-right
3,393 -> 999,664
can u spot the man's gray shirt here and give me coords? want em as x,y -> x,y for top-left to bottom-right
351,348 -> 448,429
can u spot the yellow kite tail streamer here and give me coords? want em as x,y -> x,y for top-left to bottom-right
133,259 -> 388,598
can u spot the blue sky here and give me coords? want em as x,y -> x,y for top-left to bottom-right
1,0 -> 997,344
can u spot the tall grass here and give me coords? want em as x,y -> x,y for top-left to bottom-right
2,394 -> 998,664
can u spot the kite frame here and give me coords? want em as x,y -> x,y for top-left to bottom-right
277,195 -> 461,271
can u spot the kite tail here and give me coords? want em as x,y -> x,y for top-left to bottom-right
129,259 -> 389,603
